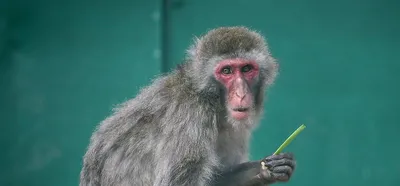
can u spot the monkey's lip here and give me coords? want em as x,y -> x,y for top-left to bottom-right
231,107 -> 250,112
231,107 -> 250,120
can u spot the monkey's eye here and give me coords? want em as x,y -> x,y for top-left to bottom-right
221,67 -> 233,74
241,65 -> 253,73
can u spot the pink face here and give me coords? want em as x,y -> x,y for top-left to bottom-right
214,58 -> 259,120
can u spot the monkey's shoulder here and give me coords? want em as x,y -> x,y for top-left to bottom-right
94,71 -> 217,136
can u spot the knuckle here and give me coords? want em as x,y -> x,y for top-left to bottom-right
283,152 -> 294,159
265,154 -> 278,160
291,160 -> 297,168
284,166 -> 293,174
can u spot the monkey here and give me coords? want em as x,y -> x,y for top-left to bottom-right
80,26 -> 296,186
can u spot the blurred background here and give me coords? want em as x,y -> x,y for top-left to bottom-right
1,0 -> 399,186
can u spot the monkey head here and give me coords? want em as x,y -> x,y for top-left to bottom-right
186,26 -> 278,124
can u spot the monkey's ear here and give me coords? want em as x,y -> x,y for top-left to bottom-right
186,37 -> 203,61
270,61 -> 279,73
274,63 -> 279,71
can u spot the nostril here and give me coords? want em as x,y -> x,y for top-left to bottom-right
235,92 -> 244,99
235,92 -> 247,100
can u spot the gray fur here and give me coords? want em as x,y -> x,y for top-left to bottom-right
80,26 -> 292,186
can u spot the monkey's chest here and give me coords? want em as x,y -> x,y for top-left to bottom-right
216,131 -> 249,167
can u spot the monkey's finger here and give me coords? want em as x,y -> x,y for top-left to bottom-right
259,169 -> 275,184
272,159 -> 296,171
271,173 -> 289,182
264,152 -> 294,162
259,164 -> 271,176
265,158 -> 295,169
271,165 -> 293,176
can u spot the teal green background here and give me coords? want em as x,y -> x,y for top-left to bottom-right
1,0 -> 399,186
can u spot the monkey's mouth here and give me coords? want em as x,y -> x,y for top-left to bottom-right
232,107 -> 249,112
231,107 -> 250,120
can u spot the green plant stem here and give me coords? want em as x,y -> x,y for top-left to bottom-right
274,124 -> 306,155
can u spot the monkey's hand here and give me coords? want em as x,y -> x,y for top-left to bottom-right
258,152 -> 296,185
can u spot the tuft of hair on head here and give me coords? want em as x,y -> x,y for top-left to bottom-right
187,26 -> 268,62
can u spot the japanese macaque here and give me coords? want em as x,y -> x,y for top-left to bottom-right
80,26 -> 296,186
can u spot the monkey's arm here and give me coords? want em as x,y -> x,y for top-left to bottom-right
213,161 -> 266,186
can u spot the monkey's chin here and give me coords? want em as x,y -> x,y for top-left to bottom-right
231,111 -> 250,120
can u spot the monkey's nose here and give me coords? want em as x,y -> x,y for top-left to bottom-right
235,91 -> 246,99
